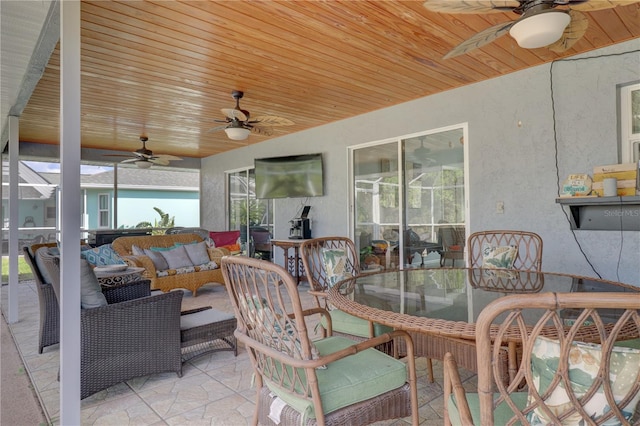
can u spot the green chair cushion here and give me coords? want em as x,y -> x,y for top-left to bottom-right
325,308 -> 393,338
265,335 -> 407,421
447,391 -> 528,426
615,338 -> 640,349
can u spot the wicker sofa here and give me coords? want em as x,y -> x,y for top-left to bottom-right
111,233 -> 228,296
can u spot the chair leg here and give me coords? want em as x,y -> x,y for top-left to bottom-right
426,357 -> 434,383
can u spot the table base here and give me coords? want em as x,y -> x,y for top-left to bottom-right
397,332 -> 510,386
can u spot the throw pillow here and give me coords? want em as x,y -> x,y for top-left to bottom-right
220,243 -> 241,253
143,248 -> 170,271
183,241 -> 210,266
80,259 -> 107,309
81,244 -> 126,267
528,335 -> 640,425
322,248 -> 350,288
35,247 -> 58,285
131,244 -> 144,256
204,237 -> 216,248
482,243 -> 518,269
209,230 -> 240,247
241,294 -> 323,367
158,245 -> 193,269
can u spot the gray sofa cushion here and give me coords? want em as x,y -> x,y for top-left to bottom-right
158,245 -> 193,269
184,241 -> 210,266
80,259 -> 107,309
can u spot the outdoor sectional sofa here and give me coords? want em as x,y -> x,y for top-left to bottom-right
111,233 -> 228,296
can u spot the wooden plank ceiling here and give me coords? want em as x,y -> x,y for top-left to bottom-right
17,0 -> 640,161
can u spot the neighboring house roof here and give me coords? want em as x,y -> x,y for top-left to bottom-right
41,167 -> 199,191
1,161 -> 55,199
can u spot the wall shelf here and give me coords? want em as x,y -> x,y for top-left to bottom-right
556,196 -> 640,231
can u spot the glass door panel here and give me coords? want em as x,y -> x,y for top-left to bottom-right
228,168 -> 273,258
353,142 -> 401,269
402,129 -> 465,267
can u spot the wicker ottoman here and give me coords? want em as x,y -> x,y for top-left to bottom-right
180,307 -> 237,363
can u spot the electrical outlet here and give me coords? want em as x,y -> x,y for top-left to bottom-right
496,201 -> 504,214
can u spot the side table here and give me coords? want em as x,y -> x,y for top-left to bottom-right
270,239 -> 309,285
94,266 -> 145,287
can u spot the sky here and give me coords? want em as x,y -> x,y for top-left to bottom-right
23,161 -> 111,175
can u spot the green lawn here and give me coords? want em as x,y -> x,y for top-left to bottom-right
2,256 -> 34,282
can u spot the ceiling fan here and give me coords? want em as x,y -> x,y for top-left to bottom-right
422,0 -> 639,59
208,90 -> 294,140
104,136 -> 182,169
412,138 -> 436,166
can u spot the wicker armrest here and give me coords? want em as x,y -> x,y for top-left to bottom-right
120,255 -> 143,267
300,306 -> 333,336
123,255 -> 156,279
79,290 -> 184,399
101,279 -> 152,304
208,247 -> 229,260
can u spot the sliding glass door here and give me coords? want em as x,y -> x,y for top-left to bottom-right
351,125 -> 467,269
227,168 -> 273,258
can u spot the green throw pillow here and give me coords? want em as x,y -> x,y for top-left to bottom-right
482,243 -> 518,279
322,248 -> 350,288
240,295 -> 322,366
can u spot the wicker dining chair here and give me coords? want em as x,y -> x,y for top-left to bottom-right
299,238 -> 393,343
444,292 -> 640,425
467,230 -> 543,271
300,236 -> 435,382
467,230 -> 544,295
221,255 -> 419,425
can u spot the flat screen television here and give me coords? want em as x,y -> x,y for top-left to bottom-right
254,153 -> 324,199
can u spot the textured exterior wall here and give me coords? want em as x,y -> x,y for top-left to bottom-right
202,39 -> 640,285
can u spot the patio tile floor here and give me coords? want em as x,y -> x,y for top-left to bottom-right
2,278 -> 478,425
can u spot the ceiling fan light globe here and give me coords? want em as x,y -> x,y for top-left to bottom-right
225,127 -> 250,140
135,160 -> 152,169
509,11 -> 570,49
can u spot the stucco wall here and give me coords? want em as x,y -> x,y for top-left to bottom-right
201,39 -> 640,285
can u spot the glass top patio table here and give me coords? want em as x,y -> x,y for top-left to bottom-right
327,268 -> 639,341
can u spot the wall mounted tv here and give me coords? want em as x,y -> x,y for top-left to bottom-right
254,153 -> 324,199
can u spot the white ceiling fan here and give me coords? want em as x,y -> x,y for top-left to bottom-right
104,136 -> 182,169
207,91 -> 294,140
423,0 -> 639,59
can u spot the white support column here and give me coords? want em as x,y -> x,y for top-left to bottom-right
59,1 -> 82,423
7,116 -> 19,323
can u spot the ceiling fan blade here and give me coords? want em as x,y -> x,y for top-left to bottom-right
150,158 -> 170,166
423,0 -> 518,14
251,126 -> 273,136
250,115 -> 295,126
102,154 -> 134,158
548,10 -> 588,52
207,124 -> 229,133
153,154 -> 182,161
221,108 -> 248,122
569,0 -> 639,11
120,158 -> 139,164
444,20 -> 514,59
